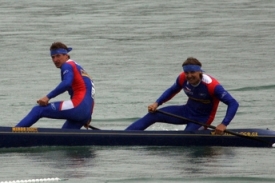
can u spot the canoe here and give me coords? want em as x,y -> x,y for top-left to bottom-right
0,126 -> 275,148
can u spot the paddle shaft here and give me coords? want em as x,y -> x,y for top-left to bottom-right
89,125 -> 100,130
156,109 -> 273,147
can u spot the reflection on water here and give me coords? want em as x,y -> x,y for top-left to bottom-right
0,146 -> 97,179
141,146 -> 236,176
0,145 -> 274,182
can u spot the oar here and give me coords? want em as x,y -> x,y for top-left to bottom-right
156,109 -> 275,147
84,119 -> 100,130
88,125 -> 100,130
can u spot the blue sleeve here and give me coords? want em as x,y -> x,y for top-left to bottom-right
47,63 -> 74,99
214,85 -> 239,126
156,76 -> 183,105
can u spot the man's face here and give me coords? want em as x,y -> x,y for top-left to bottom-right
51,54 -> 68,68
184,71 -> 201,85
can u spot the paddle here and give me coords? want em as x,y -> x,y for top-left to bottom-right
156,109 -> 275,147
88,125 -> 100,130
84,119 -> 100,130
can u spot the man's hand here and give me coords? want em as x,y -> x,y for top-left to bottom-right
148,102 -> 159,112
215,123 -> 227,135
37,96 -> 50,106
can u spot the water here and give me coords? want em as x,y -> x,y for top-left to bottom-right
1,0 -> 275,182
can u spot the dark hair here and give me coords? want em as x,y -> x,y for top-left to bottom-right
50,42 -> 70,58
182,57 -> 202,67
50,42 -> 68,50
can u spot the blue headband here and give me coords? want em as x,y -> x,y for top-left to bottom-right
183,65 -> 203,72
50,47 -> 72,56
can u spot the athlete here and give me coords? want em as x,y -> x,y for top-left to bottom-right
125,57 -> 239,134
15,42 -> 95,129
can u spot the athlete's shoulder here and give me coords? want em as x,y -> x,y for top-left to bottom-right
65,59 -> 76,66
201,74 -> 220,95
177,72 -> 186,84
61,59 -> 74,67
66,59 -> 83,69
201,74 -> 219,85
60,60 -> 75,75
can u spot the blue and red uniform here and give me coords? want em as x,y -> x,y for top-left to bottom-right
16,59 -> 95,129
126,72 -> 238,131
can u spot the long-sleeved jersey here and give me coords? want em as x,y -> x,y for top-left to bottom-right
47,59 -> 95,111
16,59 -> 95,129
156,72 -> 238,126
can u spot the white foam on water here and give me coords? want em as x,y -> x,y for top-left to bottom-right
0,178 -> 63,183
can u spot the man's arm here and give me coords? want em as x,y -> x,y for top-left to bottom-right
156,74 -> 184,106
214,85 -> 239,126
47,63 -> 74,99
